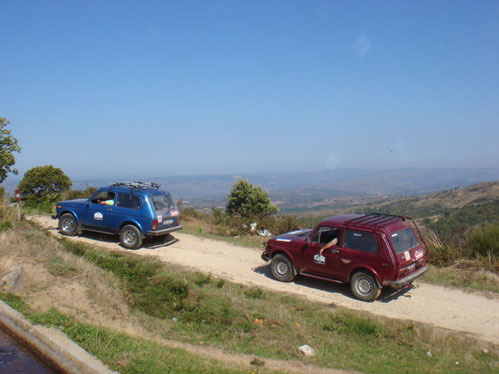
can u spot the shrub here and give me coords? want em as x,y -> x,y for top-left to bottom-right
64,186 -> 96,200
18,165 -> 72,207
467,224 -> 499,258
0,186 -> 5,204
226,178 -> 278,218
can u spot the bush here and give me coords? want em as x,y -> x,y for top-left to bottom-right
467,224 -> 499,258
226,178 -> 278,218
18,165 -> 72,207
64,186 -> 96,200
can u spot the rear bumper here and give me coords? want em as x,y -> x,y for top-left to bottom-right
146,225 -> 183,236
386,266 -> 428,288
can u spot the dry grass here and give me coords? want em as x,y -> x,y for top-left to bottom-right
0,226 -> 147,336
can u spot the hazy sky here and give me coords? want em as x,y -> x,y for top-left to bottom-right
1,0 -> 498,180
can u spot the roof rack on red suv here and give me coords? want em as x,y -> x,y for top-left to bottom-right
346,213 -> 408,228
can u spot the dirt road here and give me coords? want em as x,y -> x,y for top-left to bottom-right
30,215 -> 499,345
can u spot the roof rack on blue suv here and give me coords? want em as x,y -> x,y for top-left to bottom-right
53,182 -> 182,249
111,181 -> 161,189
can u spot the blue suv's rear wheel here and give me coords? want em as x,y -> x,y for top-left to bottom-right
120,225 -> 142,249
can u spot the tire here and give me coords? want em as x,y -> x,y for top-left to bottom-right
58,213 -> 79,236
350,271 -> 381,302
119,225 -> 142,249
271,254 -> 296,282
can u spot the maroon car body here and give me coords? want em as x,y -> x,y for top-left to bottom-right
261,213 -> 428,301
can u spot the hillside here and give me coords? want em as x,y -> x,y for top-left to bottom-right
351,181 -> 499,244
364,181 -> 499,216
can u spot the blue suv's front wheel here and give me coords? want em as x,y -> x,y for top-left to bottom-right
58,213 -> 79,236
120,225 -> 143,249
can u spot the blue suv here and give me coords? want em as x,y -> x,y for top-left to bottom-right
52,182 -> 183,249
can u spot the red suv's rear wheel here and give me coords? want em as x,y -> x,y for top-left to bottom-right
350,271 -> 381,302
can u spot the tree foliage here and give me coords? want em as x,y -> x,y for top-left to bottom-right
0,117 -> 21,183
226,178 -> 278,218
18,165 -> 72,206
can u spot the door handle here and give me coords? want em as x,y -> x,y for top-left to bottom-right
106,209 -> 112,212
331,249 -> 340,254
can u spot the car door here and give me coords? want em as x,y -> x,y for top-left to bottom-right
301,226 -> 341,277
112,192 -> 145,232
334,229 -> 381,283
80,189 -> 116,232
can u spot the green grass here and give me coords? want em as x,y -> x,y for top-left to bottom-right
48,256 -> 79,277
182,223 -> 265,249
0,294 -> 273,374
422,265 -> 499,293
51,234 -> 498,374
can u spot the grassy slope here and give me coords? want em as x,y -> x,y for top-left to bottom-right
0,223 -> 497,374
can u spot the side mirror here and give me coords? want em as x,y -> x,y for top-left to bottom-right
86,199 -> 90,207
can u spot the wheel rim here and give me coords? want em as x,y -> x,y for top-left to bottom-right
62,218 -> 74,233
357,277 -> 373,296
276,261 -> 289,276
123,230 -> 137,245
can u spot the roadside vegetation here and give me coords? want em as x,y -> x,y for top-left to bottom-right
0,222 -> 497,374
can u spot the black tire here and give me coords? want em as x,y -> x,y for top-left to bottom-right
58,213 -> 79,236
119,225 -> 142,249
271,254 -> 296,282
350,271 -> 381,302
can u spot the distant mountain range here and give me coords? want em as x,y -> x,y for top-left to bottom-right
2,168 -> 499,212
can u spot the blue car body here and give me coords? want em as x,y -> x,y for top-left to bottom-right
53,183 -> 182,246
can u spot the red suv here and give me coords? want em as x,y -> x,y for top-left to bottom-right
261,213 -> 428,301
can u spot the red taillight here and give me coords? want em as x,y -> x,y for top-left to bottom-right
152,220 -> 158,230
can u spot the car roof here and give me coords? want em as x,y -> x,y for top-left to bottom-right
322,213 -> 411,233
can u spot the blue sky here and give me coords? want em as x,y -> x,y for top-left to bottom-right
1,0 -> 498,180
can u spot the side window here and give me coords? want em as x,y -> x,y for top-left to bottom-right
91,191 -> 115,205
311,226 -> 340,244
343,230 -> 378,253
116,193 -> 141,210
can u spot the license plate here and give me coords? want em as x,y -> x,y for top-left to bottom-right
164,219 -> 173,225
407,263 -> 416,271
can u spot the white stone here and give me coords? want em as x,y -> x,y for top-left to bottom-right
298,344 -> 316,357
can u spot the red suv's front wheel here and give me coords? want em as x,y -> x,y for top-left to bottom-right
271,254 -> 296,282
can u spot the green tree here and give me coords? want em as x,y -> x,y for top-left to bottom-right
226,178 -> 278,218
0,117 -> 22,183
18,165 -> 72,206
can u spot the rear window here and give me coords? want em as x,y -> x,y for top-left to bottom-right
150,193 -> 174,212
390,228 -> 419,253
343,230 -> 378,253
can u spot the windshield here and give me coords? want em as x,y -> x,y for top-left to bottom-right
390,228 -> 419,254
150,193 -> 174,213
